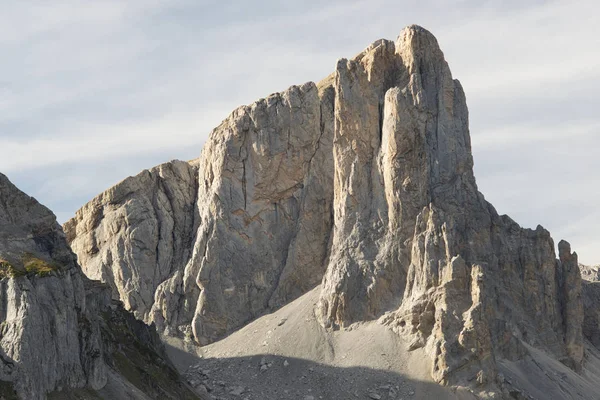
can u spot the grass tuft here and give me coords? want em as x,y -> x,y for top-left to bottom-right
22,254 -> 59,277
0,258 -> 25,278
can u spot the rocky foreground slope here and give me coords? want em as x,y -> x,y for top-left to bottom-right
0,173 -> 201,400
178,287 -> 600,400
65,25 -> 600,398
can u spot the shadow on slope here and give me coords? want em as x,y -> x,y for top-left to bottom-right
163,286 -> 600,400
175,352 -> 474,400
162,287 -> 475,399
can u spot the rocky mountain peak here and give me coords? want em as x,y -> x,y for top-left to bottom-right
63,26 -> 596,398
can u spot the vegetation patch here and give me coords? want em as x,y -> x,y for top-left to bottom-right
0,380 -> 18,400
0,259 -> 25,278
22,254 -> 60,277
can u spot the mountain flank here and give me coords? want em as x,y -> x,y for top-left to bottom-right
0,173 -> 201,400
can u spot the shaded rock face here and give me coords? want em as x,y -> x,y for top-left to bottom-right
580,264 -> 600,350
582,281 -> 600,349
0,173 -> 198,400
66,24 -> 586,396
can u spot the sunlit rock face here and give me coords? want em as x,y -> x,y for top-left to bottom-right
65,84 -> 336,344
314,26 -> 583,394
66,25 -> 586,397
64,160 -> 202,336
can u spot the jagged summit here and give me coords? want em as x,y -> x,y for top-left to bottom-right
64,26 -> 598,398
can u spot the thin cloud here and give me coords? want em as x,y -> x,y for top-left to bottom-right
1,0 -> 598,264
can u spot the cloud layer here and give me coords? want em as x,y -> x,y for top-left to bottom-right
1,0 -> 598,264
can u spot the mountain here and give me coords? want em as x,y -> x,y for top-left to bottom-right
64,25 -> 600,398
0,173 -> 201,400
64,81 -> 336,345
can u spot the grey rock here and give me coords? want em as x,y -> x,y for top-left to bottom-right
580,263 -> 600,281
65,80 -> 336,345
0,173 -> 198,400
64,160 -> 200,335
229,385 -> 245,396
63,23 -> 591,398
0,172 -> 104,399
314,25 -> 584,394
190,81 -> 335,344
582,279 -> 600,348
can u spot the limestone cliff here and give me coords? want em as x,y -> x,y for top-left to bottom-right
316,26 -> 584,395
65,84 -> 335,344
64,160 -> 201,338
0,173 -> 199,400
65,25 -> 590,398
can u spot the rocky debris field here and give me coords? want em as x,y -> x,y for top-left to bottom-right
164,288 -> 469,400
184,355 -> 418,400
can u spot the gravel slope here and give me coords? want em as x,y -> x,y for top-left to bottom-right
165,288 -> 475,400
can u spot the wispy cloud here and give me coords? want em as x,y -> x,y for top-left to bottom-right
1,0 -> 598,263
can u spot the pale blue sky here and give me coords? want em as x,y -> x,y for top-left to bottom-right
1,1 -> 598,264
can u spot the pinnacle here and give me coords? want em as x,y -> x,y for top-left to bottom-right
396,24 -> 443,58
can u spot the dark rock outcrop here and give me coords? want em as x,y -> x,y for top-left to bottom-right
0,173 -> 199,400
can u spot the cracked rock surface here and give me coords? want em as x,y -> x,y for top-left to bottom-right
65,25 -> 596,398
0,173 -> 200,400
65,83 -> 335,345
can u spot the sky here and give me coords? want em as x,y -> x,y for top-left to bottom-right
1,0 -> 598,264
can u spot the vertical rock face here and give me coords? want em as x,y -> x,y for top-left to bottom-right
318,26 -> 474,327
316,25 -> 584,392
0,173 -> 198,400
65,83 -> 335,344
65,25 -> 588,396
189,81 -> 335,343
64,160 -> 200,336
580,263 -> 600,350
0,172 -> 101,399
